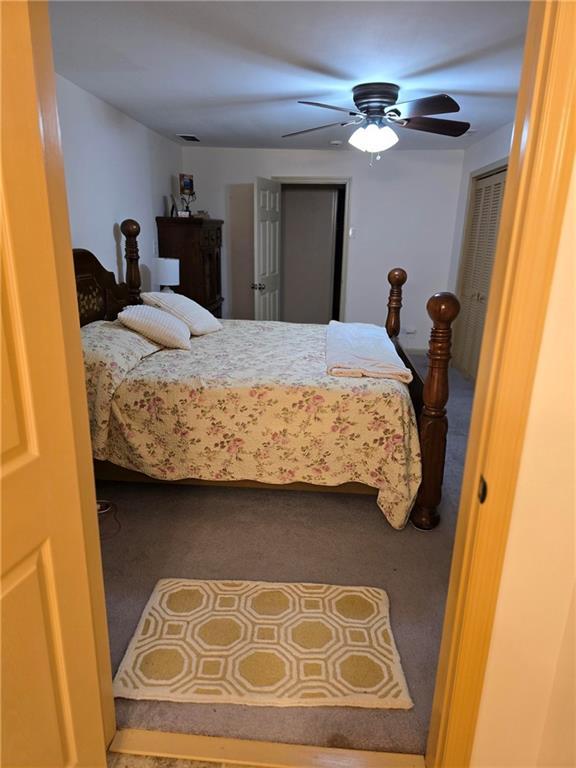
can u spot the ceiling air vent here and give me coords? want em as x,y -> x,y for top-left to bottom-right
177,134 -> 200,142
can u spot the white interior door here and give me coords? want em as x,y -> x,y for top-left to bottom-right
253,177 -> 281,320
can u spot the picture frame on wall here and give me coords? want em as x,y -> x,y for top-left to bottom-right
179,173 -> 194,196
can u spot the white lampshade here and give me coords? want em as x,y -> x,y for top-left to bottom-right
156,257 -> 180,287
348,124 -> 399,153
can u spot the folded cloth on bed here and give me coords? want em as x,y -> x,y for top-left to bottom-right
326,320 -> 413,382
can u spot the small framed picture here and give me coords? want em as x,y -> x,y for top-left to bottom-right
179,173 -> 194,196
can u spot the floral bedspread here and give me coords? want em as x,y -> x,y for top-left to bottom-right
81,319 -> 421,529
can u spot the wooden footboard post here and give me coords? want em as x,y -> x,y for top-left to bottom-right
385,268 -> 407,337
121,219 -> 142,304
411,292 -> 460,530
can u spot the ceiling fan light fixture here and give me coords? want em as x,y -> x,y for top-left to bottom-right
348,124 -> 398,153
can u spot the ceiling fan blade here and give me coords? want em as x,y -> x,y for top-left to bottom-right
298,100 -> 361,116
385,94 -> 460,119
282,120 -> 353,138
396,116 -> 470,137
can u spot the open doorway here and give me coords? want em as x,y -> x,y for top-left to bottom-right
228,177 -> 349,322
10,0 -> 572,764
281,183 -> 346,324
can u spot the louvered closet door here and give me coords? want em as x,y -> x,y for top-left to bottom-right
453,168 -> 507,378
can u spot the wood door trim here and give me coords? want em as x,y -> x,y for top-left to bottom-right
110,729 -> 425,768
427,2 -> 576,766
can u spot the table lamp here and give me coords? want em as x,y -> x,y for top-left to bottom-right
156,257 -> 180,292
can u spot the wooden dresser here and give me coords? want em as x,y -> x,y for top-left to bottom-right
156,217 -> 224,317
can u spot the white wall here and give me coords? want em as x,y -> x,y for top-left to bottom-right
227,184 -> 254,320
471,167 -> 575,768
56,76 -> 182,290
448,123 -> 514,290
56,76 -> 513,346
182,146 -> 464,349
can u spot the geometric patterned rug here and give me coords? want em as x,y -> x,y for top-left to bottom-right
113,579 -> 413,709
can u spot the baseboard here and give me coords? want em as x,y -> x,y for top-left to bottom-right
109,728 -> 425,768
402,347 -> 427,356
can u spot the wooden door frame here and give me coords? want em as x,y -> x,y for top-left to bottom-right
427,1 -> 575,765
22,0 -> 574,765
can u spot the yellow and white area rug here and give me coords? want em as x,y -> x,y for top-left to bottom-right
113,579 -> 413,709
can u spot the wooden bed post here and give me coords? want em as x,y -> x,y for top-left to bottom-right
385,268 -> 407,337
121,218 -> 142,304
411,292 -> 460,530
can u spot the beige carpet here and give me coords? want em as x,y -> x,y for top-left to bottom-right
114,579 -> 412,710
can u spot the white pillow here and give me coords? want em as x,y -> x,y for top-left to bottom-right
117,305 -> 191,350
142,292 -> 222,336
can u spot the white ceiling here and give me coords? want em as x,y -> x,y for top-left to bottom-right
50,1 -> 529,151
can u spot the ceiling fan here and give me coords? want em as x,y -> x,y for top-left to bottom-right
282,82 -> 470,153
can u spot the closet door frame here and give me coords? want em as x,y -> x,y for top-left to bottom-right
453,162 -> 508,378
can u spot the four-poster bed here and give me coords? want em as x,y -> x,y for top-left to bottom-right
74,219 -> 460,530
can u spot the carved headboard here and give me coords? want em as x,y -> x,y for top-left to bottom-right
73,219 -> 142,326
